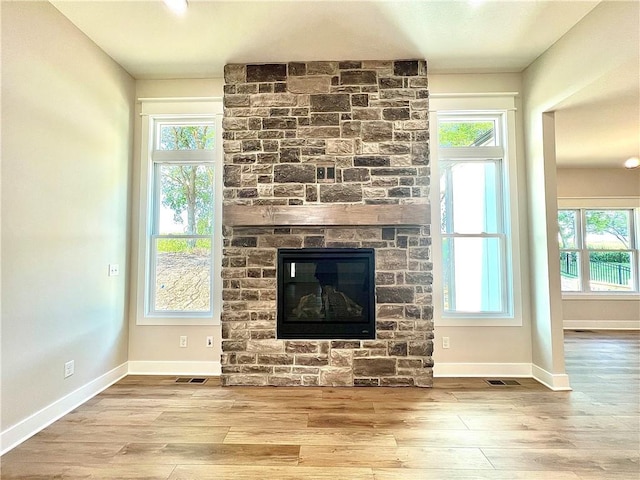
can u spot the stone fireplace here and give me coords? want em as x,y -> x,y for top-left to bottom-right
221,60 -> 433,387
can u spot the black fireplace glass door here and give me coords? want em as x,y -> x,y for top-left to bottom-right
277,248 -> 375,339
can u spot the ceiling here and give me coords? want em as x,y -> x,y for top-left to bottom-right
50,0 -> 639,169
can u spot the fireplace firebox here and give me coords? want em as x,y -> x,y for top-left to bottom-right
277,248 -> 376,339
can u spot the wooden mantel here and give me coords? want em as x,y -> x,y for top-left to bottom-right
223,203 -> 430,227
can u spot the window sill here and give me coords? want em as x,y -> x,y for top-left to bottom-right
562,293 -> 640,301
435,316 -> 522,327
137,316 -> 220,326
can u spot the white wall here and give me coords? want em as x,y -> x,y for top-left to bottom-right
1,1 -> 135,448
557,168 -> 640,199
557,168 -> 640,329
523,1 -> 639,386
127,79 -> 225,374
429,73 -> 534,376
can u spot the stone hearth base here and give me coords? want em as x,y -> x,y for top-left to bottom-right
221,225 -> 434,387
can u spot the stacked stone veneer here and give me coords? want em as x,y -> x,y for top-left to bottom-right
221,60 -> 433,387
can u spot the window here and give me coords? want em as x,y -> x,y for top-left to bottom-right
558,208 -> 639,293
136,99 -> 223,325
438,114 -> 511,316
150,123 -> 214,315
430,94 -> 522,325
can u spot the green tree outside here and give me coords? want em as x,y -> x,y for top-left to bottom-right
438,121 -> 494,147
558,210 -> 577,248
585,210 -> 630,248
158,125 -> 214,250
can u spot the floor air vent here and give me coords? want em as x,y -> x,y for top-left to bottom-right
486,379 -> 521,386
175,377 -> 208,384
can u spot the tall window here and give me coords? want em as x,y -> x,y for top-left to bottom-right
149,122 -> 215,315
136,99 -> 223,325
436,112 -> 514,318
558,208 -> 638,293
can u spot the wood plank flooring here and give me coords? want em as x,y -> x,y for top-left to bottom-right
1,330 -> 638,479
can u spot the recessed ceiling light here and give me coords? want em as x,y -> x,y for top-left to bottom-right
163,0 -> 188,15
624,157 -> 640,169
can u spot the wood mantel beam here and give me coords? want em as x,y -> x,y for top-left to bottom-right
223,204 -> 430,227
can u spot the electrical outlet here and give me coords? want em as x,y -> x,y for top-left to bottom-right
179,336 -> 188,348
442,336 -> 450,349
206,336 -> 214,348
64,360 -> 75,378
108,264 -> 119,276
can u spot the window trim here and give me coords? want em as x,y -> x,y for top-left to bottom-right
430,95 -> 522,326
558,197 -> 640,299
136,99 -> 223,326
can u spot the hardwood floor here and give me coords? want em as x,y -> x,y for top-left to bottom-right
2,331 -> 638,479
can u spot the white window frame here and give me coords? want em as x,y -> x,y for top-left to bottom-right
136,98 -> 223,326
430,94 -> 523,326
558,197 -> 640,299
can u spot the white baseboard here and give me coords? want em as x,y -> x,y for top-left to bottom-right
532,364 -> 572,391
0,362 -> 128,455
564,320 -> 640,330
433,362 -> 532,378
0,360 -> 221,455
127,360 -> 221,376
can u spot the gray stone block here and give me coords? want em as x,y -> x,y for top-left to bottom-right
262,117 -> 297,130
257,354 -> 294,365
319,184 -> 363,203
274,164 -> 316,183
303,235 -> 324,248
224,64 -> 246,84
388,341 -> 408,356
362,121 -> 393,142
377,286 -> 415,303
288,62 -> 307,76
342,168 -> 370,182
224,94 -> 251,108
379,77 -> 403,89
231,237 -> 257,247
319,366 -> 353,386
310,113 -> 340,126
307,61 -> 339,75
353,357 -> 396,376
285,341 -> 320,354
340,70 -> 377,85
310,94 -> 351,112
222,340 -> 248,352
354,378 -> 379,386
297,126 -> 341,138
341,121 -> 362,137
383,107 -> 410,120
394,60 -> 419,76
224,165 -> 242,187
389,187 -> 412,197
288,76 -> 331,94
351,94 -> 369,107
371,167 -> 417,176
246,64 -> 287,83
354,156 -> 390,167
295,355 -> 330,366
247,250 -> 276,267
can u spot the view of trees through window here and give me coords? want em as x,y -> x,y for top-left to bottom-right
438,120 -> 495,147
151,124 -> 215,314
558,209 -> 636,292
